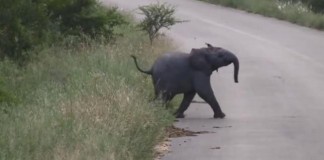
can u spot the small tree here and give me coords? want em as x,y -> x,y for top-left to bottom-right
138,3 -> 185,44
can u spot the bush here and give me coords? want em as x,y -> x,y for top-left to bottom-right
281,0 -> 324,13
302,0 -> 324,13
0,0 -> 126,62
47,0 -> 126,40
0,0 -> 49,61
138,2 -> 184,44
201,0 -> 324,30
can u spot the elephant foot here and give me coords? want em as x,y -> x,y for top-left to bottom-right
214,112 -> 226,119
175,113 -> 185,118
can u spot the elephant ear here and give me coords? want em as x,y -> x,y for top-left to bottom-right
189,48 -> 212,73
205,43 -> 213,48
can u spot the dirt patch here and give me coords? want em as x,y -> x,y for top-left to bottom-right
155,125 -> 214,159
154,139 -> 171,160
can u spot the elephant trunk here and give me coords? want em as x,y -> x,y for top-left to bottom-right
232,55 -> 239,83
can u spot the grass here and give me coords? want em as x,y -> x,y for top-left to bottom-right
200,0 -> 324,30
0,24 -> 176,160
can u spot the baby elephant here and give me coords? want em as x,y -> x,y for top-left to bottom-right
131,43 -> 239,118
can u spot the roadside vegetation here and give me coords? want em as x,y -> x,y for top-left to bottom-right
138,2 -> 185,44
0,0 -> 125,62
200,0 -> 324,30
0,0 -> 179,160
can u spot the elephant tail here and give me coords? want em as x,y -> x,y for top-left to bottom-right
130,55 -> 152,75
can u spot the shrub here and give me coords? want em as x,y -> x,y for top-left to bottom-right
302,0 -> 324,13
0,0 -> 50,61
47,0 -> 126,40
201,0 -> 324,30
138,2 -> 184,44
0,0 -> 126,62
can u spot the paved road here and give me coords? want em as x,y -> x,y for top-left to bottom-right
102,0 -> 324,159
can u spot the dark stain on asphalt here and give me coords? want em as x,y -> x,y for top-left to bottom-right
213,126 -> 232,129
166,125 -> 215,138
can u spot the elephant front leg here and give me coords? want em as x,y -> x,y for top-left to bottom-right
174,92 -> 196,118
194,76 -> 225,118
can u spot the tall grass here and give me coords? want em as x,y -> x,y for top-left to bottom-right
200,0 -> 324,30
0,26 -> 175,160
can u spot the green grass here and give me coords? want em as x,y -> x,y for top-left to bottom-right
200,0 -> 324,30
0,25 -> 176,160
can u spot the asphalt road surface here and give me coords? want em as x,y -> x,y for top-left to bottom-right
102,0 -> 324,159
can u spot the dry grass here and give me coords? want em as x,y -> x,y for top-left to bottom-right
0,26 -> 177,160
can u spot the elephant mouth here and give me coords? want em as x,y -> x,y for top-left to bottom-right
213,65 -> 221,72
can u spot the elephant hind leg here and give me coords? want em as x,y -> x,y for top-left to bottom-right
161,92 -> 175,108
174,92 -> 196,118
153,90 -> 175,108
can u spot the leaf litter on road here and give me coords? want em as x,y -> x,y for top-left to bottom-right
167,125 -> 215,138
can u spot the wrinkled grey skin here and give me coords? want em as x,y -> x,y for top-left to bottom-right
131,43 -> 239,118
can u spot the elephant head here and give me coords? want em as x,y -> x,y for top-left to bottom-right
189,43 -> 239,83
